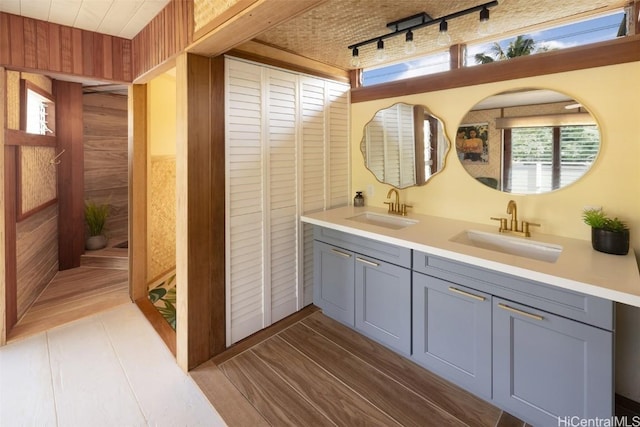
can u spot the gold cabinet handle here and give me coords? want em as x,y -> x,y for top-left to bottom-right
498,303 -> 544,321
330,248 -> 352,258
356,257 -> 379,267
448,286 -> 486,302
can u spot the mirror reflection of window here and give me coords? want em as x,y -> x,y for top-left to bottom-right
505,125 -> 600,193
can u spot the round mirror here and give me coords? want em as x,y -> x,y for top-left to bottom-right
361,103 -> 449,189
456,88 -> 600,194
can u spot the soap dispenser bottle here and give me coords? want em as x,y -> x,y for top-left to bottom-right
354,191 -> 365,207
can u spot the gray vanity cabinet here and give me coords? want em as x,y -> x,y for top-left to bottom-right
413,250 -> 614,426
355,256 -> 411,354
412,273 -> 492,398
313,240 -> 356,326
493,298 -> 613,425
313,227 -> 412,353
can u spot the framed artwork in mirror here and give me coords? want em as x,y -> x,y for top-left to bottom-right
456,123 -> 489,164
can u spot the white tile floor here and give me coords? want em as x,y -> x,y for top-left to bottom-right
0,303 -> 227,427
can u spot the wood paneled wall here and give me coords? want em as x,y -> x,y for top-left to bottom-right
0,12 -> 132,82
83,93 -> 128,244
15,205 -> 58,319
132,0 -> 194,80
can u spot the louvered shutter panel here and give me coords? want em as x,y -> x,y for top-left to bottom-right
267,70 -> 299,323
225,59 -> 265,344
300,76 -> 327,306
327,81 -> 350,208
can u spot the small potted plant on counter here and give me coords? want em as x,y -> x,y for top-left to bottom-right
85,199 -> 109,250
582,208 -> 629,255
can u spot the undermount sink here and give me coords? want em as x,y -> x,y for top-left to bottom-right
347,211 -> 419,230
451,229 -> 563,263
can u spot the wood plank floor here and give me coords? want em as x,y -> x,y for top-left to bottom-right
193,310 -> 529,427
8,266 -> 130,342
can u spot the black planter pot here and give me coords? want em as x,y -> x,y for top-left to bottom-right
591,228 -> 629,255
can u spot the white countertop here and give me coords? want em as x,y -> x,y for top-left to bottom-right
301,205 -> 640,308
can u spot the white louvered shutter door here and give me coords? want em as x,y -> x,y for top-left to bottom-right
267,69 -> 299,323
226,58 -> 350,343
225,59 -> 265,344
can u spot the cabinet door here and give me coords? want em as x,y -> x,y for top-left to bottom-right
493,298 -> 613,426
313,241 -> 355,326
355,256 -> 411,354
412,273 -> 492,398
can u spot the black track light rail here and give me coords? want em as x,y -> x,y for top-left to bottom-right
347,0 -> 498,50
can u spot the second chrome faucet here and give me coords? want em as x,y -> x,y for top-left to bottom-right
491,200 -> 540,237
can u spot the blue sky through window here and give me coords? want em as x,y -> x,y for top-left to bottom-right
362,10 -> 625,86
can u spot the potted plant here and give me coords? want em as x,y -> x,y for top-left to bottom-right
582,208 -> 629,255
85,200 -> 109,250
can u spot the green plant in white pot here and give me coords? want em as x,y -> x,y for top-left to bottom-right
85,200 -> 109,250
582,208 -> 629,255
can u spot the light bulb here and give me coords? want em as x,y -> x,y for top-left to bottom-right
478,7 -> 491,35
436,20 -> 451,46
350,48 -> 361,68
375,39 -> 386,62
404,30 -> 416,55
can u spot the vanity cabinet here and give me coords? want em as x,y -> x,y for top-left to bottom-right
313,240 -> 355,326
313,227 -> 412,353
412,273 -> 492,398
311,225 -> 616,426
413,251 -> 614,426
492,297 -> 613,426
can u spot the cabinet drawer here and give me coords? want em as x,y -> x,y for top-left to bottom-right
413,251 -> 613,330
314,226 -> 412,268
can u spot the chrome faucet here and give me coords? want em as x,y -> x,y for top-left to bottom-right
491,200 -> 540,237
384,188 -> 412,216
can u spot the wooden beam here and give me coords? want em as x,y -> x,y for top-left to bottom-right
4,129 -> 56,146
0,67 -> 6,345
3,145 -> 17,332
229,40 -> 349,82
54,80 -> 84,270
187,0 -> 327,58
176,53 -> 226,371
352,34 -> 640,103
128,84 -> 148,302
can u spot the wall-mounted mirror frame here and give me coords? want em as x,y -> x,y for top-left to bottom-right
360,102 -> 449,189
457,88 -> 600,194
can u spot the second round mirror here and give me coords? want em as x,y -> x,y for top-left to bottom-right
457,88 -> 600,194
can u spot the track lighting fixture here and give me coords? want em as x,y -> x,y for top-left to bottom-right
436,20 -> 451,46
375,39 -> 386,62
404,30 -> 416,54
478,6 -> 491,35
347,0 -> 498,67
350,47 -> 361,68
